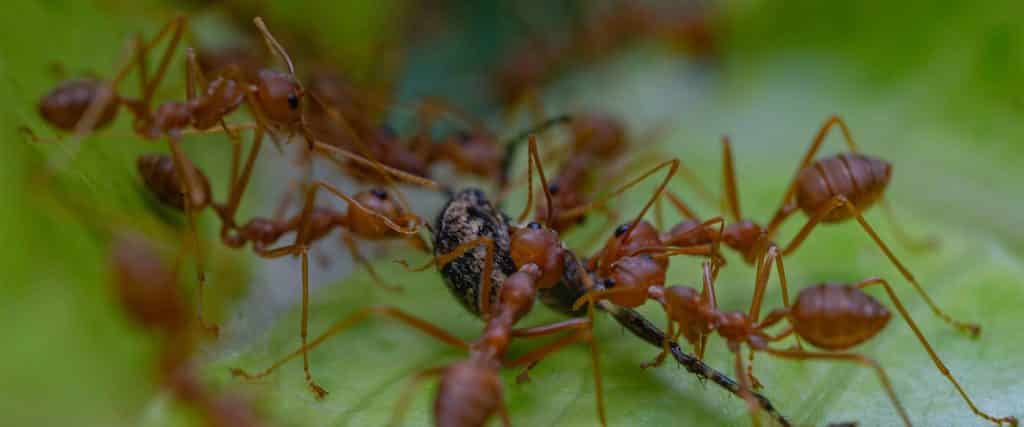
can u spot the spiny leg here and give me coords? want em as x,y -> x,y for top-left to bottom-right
857,278 -> 1017,426
232,306 -> 468,399
780,195 -> 980,337
762,347 -> 911,427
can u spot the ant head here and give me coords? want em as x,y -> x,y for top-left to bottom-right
596,220 -> 662,274
722,220 -> 766,263
664,285 -> 704,315
602,255 -> 665,308
347,189 -> 408,238
510,224 -> 564,289
255,69 -> 304,129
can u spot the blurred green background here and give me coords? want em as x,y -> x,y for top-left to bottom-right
1,0 -> 1022,426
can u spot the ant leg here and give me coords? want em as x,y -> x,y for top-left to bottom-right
313,142 -> 440,189
748,245 -> 803,352
856,278 -> 1017,426
879,198 -> 941,252
664,190 -> 701,220
516,135 -> 554,224
767,114 -> 859,232
641,295 -> 674,369
141,15 -> 187,108
510,317 -> 591,382
571,286 -> 646,311
300,180 -> 422,238
222,127 -> 265,225
389,365 -> 448,427
733,348 -> 763,427
505,320 -> 607,427
166,136 -> 217,336
781,196 -> 981,337
399,237 -> 496,317
559,159 -> 680,240
341,232 -> 403,292
231,306 -> 468,399
762,347 -> 911,427
721,135 -> 743,221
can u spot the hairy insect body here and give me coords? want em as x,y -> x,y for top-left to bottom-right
434,189 -> 516,315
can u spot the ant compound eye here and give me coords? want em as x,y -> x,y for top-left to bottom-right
457,131 -> 472,144
287,94 -> 299,109
603,278 -> 616,288
614,223 -> 631,237
547,183 -> 560,194
527,222 -> 542,230
370,189 -> 389,199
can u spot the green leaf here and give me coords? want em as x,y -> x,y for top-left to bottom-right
2,1 -> 1022,426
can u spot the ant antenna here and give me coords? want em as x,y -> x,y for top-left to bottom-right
253,17 -> 296,76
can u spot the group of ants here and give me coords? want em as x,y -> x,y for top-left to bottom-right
24,10 -> 1017,427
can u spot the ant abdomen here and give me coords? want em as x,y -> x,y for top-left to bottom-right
434,360 -> 502,427
796,153 -> 892,222
137,154 -> 211,211
791,283 -> 892,350
38,79 -> 120,131
110,235 -> 187,334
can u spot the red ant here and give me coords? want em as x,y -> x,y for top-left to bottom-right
232,136 -> 616,426
577,249 -> 1018,427
661,116 -> 978,337
111,234 -> 271,427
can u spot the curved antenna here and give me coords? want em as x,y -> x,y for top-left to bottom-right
253,17 -> 296,76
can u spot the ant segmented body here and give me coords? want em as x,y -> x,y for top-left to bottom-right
111,234 -> 271,427
231,138 -> 611,426
580,250 -> 1017,427
665,116 -> 978,337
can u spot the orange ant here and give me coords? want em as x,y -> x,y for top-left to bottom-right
232,137 -> 620,425
111,234 -> 271,427
662,116 -> 978,337
577,250 -> 1018,427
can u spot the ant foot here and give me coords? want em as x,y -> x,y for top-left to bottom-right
640,355 -> 666,370
964,323 -> 981,339
230,368 -> 257,380
515,370 -> 532,385
201,323 -> 220,338
749,373 -> 764,390
308,381 -> 329,399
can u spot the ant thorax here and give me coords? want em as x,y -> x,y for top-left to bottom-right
434,188 -> 516,316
